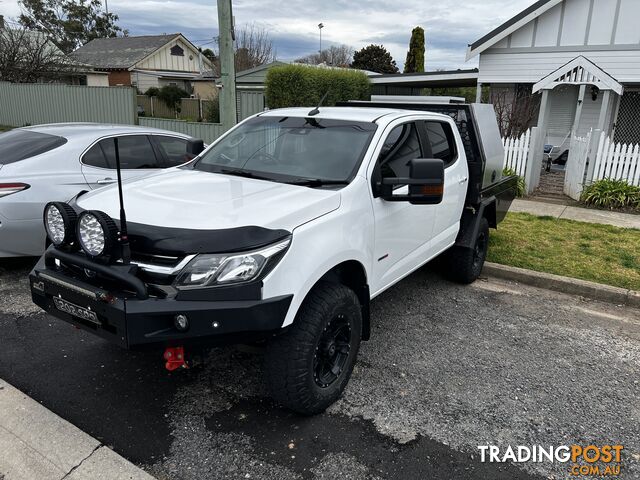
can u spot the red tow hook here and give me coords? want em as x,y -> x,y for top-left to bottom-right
164,346 -> 189,371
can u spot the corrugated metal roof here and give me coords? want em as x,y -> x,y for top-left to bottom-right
71,34 -> 179,69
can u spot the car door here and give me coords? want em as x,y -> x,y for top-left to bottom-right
80,135 -> 165,189
424,120 -> 469,254
369,120 -> 437,294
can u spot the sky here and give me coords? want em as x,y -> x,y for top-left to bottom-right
0,0 -> 535,70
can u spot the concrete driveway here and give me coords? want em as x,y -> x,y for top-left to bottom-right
0,258 -> 638,479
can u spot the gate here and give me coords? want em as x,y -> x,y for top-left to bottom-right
563,131 -> 591,200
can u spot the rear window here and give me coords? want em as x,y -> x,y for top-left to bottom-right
0,130 -> 67,164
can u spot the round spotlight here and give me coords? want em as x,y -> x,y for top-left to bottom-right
174,314 -> 189,332
76,210 -> 118,258
43,202 -> 77,247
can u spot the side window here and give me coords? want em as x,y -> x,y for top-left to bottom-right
99,136 -> 160,169
378,122 -> 422,180
154,136 -> 192,166
424,121 -> 457,167
82,143 -> 110,168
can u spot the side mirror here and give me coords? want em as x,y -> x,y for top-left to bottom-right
186,139 -> 205,157
378,158 -> 444,205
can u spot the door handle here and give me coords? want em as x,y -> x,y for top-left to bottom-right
459,177 -> 468,184
97,178 -> 116,184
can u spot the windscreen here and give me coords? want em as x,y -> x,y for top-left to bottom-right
0,130 -> 67,164
194,116 -> 377,183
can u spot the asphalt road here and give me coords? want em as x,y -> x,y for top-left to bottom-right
0,258 -> 638,480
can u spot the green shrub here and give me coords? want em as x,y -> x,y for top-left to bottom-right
503,168 -> 526,197
581,179 -> 640,210
265,64 -> 370,109
157,85 -> 190,114
205,95 -> 220,123
145,87 -> 160,97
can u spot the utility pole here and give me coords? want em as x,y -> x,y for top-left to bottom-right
217,0 -> 237,129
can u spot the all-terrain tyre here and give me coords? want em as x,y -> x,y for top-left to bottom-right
264,282 -> 362,415
445,217 -> 489,284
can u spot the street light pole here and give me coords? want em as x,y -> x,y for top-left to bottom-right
318,23 -> 324,55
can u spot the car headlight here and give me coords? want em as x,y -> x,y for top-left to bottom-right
43,202 -> 77,247
174,237 -> 291,288
76,210 -> 118,258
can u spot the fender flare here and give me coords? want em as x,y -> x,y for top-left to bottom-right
454,196 -> 496,249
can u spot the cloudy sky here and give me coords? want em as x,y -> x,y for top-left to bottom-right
0,0 -> 534,70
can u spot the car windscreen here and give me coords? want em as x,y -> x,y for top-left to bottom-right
0,130 -> 68,165
193,116 -> 377,183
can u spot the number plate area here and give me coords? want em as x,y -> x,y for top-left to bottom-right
53,297 -> 99,325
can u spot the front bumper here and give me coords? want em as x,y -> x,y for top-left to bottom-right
29,250 -> 292,349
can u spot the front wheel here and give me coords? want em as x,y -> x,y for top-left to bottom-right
444,217 -> 489,284
264,282 -> 362,415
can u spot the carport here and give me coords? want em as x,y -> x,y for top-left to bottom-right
370,69 -> 479,97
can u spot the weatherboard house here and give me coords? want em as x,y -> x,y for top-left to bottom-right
468,0 -> 640,148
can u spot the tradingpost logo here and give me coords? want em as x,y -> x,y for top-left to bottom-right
477,444 -> 624,476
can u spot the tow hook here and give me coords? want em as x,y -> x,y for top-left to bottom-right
164,346 -> 189,371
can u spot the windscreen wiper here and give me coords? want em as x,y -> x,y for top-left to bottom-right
218,168 -> 275,181
288,178 -> 350,187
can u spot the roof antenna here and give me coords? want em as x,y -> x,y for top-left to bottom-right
308,91 -> 329,116
113,137 -> 131,265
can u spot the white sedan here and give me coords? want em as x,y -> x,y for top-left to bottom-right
0,123 -> 204,257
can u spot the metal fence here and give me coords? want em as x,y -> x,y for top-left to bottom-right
138,117 -> 229,144
237,91 -> 265,121
136,95 -> 215,121
0,82 -> 137,126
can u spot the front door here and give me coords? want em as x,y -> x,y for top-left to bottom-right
370,120 -> 437,295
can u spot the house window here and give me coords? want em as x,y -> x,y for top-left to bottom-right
170,45 -> 184,57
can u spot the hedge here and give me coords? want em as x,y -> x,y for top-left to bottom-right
265,64 -> 370,109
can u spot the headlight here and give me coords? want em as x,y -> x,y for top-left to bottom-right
43,202 -> 77,247
76,210 -> 118,258
174,237 -> 291,288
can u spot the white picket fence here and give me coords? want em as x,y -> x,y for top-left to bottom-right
591,132 -> 640,186
564,132 -> 591,199
502,129 -> 531,177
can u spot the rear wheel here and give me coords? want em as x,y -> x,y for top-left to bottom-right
444,217 -> 489,284
264,282 -> 362,415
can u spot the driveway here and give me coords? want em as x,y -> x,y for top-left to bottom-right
0,258 -> 638,479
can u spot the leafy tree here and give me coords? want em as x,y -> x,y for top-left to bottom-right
18,0 -> 124,54
404,26 -> 425,73
201,48 -> 216,63
157,85 -> 190,117
144,86 -> 160,97
295,45 -> 353,67
351,44 -> 398,74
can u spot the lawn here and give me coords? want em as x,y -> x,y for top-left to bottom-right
488,212 -> 640,290
0,125 -> 14,132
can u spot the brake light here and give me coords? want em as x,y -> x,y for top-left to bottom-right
0,183 -> 30,198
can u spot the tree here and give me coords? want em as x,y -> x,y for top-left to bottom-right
157,85 -> 190,117
234,23 -> 275,71
404,26 -> 425,73
492,85 -> 541,138
18,0 -> 124,54
202,48 -> 216,64
295,45 -> 353,67
0,26 -> 76,82
351,44 -> 398,74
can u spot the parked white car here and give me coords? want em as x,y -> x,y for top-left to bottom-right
30,103 -> 517,414
0,123 -> 204,257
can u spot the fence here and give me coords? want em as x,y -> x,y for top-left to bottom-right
564,132 -> 592,199
502,129 -> 531,177
138,117 -> 229,144
591,132 -> 640,187
0,82 -> 137,126
136,95 -> 214,121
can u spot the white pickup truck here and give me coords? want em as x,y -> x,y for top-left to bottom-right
30,101 -> 517,414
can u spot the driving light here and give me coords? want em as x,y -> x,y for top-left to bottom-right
175,237 -> 291,288
43,202 -> 77,247
77,210 -> 118,258
174,314 -> 190,332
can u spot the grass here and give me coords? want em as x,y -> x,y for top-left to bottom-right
0,125 -> 14,132
487,212 -> 640,290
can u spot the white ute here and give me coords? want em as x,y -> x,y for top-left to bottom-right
30,101 -> 518,414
